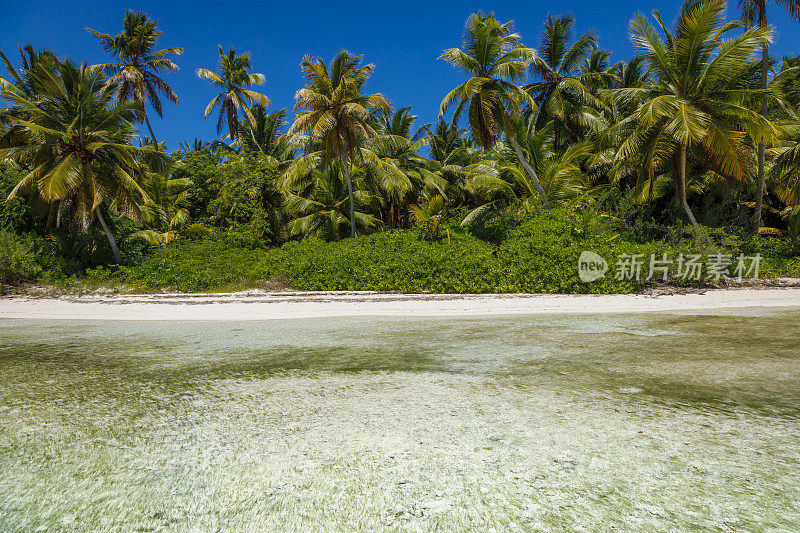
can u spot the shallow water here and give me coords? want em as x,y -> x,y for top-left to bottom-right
1,310 -> 799,531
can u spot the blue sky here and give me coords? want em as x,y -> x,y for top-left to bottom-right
4,1 -> 800,148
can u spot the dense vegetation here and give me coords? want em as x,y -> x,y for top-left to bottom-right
2,0 -> 800,292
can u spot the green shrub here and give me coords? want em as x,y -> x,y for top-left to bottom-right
118,208 -> 800,294
0,230 -> 42,285
120,240 -> 264,292
264,231 -> 499,292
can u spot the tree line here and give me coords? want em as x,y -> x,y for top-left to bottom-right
1,0 -> 800,267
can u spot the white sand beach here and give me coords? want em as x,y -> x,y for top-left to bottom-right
1,288 -> 799,320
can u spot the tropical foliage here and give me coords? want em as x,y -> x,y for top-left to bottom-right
2,0 -> 800,291
0,57 -> 169,263
196,46 -> 269,140
288,51 -> 390,237
87,10 -> 183,143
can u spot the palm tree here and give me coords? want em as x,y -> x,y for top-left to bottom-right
365,106 -> 441,228
425,119 -> 470,164
607,0 -> 778,226
129,172 -> 194,245
440,13 -> 550,208
775,54 -> 800,108
233,105 -> 294,161
196,46 -> 269,141
178,138 -> 209,152
289,50 -> 390,238
767,56 -> 800,223
581,49 -> 615,94
527,14 -> 605,144
0,58 -> 169,263
283,161 -> 381,240
409,194 -> 446,239
87,10 -> 183,143
0,45 -> 57,99
505,121 -> 594,206
738,0 -> 800,232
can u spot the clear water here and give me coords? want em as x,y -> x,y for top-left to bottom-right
1,310 -> 799,531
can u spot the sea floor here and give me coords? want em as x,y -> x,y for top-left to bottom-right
0,311 -> 798,531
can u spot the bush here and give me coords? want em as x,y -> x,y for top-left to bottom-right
114,208 -> 800,294
0,230 -> 42,285
119,240 -> 264,292
264,231 -> 499,292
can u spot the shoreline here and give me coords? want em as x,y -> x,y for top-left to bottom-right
1,288 -> 799,321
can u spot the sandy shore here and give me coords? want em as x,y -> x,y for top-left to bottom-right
0,288 -> 799,320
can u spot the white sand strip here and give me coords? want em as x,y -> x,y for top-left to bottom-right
1,288 -> 799,321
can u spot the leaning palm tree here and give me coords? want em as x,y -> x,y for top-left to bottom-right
289,50 -> 390,238
505,121 -> 594,206
739,0 -> 800,232
0,59 -> 170,263
440,13 -> 550,208
607,0 -> 778,226
196,46 -> 269,141
87,10 -> 183,143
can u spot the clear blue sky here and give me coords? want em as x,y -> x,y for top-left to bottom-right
4,1 -> 800,148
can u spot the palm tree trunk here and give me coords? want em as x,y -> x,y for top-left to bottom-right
753,0 -> 768,235
96,207 -> 122,264
227,105 -> 238,141
507,134 -> 551,209
678,143 -> 698,226
46,203 -> 56,232
342,156 -> 356,238
143,110 -> 157,144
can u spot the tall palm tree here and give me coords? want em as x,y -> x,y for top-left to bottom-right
196,46 -> 269,141
527,14 -> 605,143
608,0 -> 778,226
289,50 -> 390,238
0,58 -> 169,263
440,13 -> 550,208
87,10 -> 183,143
739,0 -> 800,232
767,56 -> 800,222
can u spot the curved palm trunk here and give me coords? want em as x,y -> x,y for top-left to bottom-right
753,0 -> 769,235
677,143 -> 699,226
507,134 -> 551,209
143,110 -> 157,144
341,156 -> 356,238
96,207 -> 122,264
